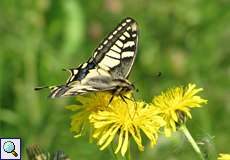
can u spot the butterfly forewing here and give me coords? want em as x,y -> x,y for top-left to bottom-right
92,18 -> 138,79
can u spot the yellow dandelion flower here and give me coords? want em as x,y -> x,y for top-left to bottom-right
218,154 -> 230,160
65,92 -> 113,137
89,95 -> 165,156
152,83 -> 207,137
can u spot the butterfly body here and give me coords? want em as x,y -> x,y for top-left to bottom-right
49,71 -> 134,98
36,17 -> 138,98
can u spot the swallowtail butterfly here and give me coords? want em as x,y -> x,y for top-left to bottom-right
35,17 -> 138,98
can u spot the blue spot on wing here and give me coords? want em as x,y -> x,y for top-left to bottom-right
71,60 -> 96,82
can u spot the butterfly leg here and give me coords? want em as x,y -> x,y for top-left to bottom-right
108,95 -> 114,106
123,94 -> 138,120
119,93 -> 139,120
107,92 -> 128,107
120,95 -> 128,104
122,95 -> 134,102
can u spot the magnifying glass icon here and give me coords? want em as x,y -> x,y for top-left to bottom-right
3,141 -> 18,157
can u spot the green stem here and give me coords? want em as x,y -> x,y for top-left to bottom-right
180,124 -> 205,160
109,145 -> 119,160
125,141 -> 131,160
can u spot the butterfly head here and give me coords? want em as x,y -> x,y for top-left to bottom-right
112,79 -> 135,95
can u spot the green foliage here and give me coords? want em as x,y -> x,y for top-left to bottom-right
0,0 -> 229,159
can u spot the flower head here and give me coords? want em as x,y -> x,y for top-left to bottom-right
218,154 -> 230,160
152,83 -> 207,137
89,93 -> 165,156
65,92 -> 113,137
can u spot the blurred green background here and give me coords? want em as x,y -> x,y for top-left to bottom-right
0,0 -> 230,159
